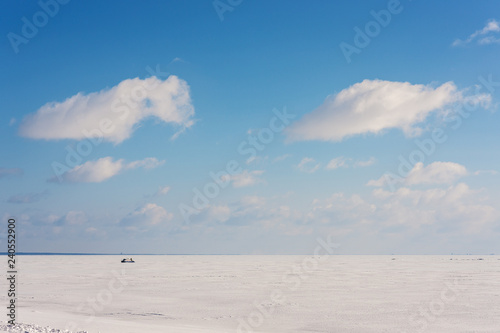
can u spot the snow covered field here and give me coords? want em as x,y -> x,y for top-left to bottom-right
1,255 -> 499,332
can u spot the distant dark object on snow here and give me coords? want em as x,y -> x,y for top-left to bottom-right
121,258 -> 135,263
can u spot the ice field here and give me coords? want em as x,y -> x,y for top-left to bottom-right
1,255 -> 500,332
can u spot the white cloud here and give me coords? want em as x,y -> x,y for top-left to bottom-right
156,185 -> 171,196
474,170 -> 498,176
228,195 -> 303,230
42,214 -> 60,225
297,157 -> 320,173
326,157 -> 348,170
325,156 -> 375,170
19,75 -> 194,144
366,174 -> 392,188
246,155 -> 268,165
239,195 -> 267,208
84,226 -> 106,237
121,203 -> 173,229
354,157 -> 376,167
368,161 -> 467,187
452,19 -> 500,46
303,182 -> 498,236
308,193 -> 376,225
229,170 -> 265,188
207,205 -> 231,223
49,156 -> 164,183
286,79 -> 490,142
406,162 -> 467,185
189,204 -> 233,225
371,183 -> 497,233
126,157 -> 165,170
64,211 -> 87,225
169,57 -> 185,64
273,154 -> 292,163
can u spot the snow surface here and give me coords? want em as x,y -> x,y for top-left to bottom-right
1,255 -> 499,332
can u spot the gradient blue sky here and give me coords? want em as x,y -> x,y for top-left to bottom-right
1,0 -> 499,254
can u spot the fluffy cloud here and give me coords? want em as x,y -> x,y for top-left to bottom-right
49,156 -> 164,183
474,170 -> 498,176
273,154 -> 292,163
227,195 -> 301,230
371,183 -> 498,233
354,157 -> 376,167
126,157 -> 165,170
227,170 -> 265,188
304,182 -> 498,236
156,186 -> 171,196
297,158 -> 320,173
188,204 -> 233,225
367,161 -> 467,187
326,157 -> 348,170
120,203 -> 173,229
308,193 -> 376,225
0,167 -> 23,178
406,162 -> 467,185
286,79 -> 490,142
326,157 -> 376,170
19,75 -> 194,144
452,19 -> 500,46
64,211 -> 88,225
207,205 -> 231,223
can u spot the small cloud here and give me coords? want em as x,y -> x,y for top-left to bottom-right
367,161 -> 467,187
0,167 -> 23,179
7,191 -> 48,204
367,174 -> 392,188
297,158 -> 320,173
169,57 -> 186,65
156,186 -> 171,196
84,227 -> 106,237
325,156 -> 376,170
207,205 -> 231,223
9,118 -> 16,126
406,162 -> 467,185
452,19 -> 500,46
326,157 -> 348,170
354,157 -> 376,168
273,154 -> 292,163
246,155 -> 268,165
126,157 -> 165,170
240,195 -> 266,207
120,203 -> 173,229
229,170 -> 265,188
64,211 -> 87,225
474,170 -> 498,176
49,156 -> 164,183
41,214 -> 60,225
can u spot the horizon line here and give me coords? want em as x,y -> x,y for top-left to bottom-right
2,252 -> 497,256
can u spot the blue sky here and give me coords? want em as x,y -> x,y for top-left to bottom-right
1,0 -> 499,254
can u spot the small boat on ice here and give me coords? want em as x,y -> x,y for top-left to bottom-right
121,258 -> 135,263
